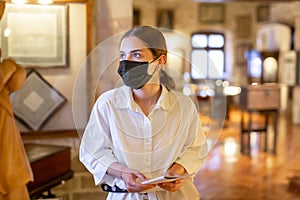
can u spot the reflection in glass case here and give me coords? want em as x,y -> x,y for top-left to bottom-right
245,50 -> 262,84
261,51 -> 279,83
245,50 -> 279,84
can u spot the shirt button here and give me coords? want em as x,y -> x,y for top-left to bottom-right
145,158 -> 150,164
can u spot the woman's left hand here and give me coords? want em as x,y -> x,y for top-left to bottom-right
158,162 -> 186,192
158,178 -> 184,192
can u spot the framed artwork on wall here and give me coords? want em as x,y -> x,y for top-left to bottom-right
10,69 -> 66,130
236,15 -> 251,38
257,5 -> 269,22
156,9 -> 174,30
198,3 -> 225,24
0,3 -> 68,68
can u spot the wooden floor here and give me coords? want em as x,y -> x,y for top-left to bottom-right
195,106 -> 300,200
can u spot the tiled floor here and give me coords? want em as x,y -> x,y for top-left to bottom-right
195,106 -> 300,200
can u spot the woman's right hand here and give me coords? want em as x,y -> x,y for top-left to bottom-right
121,167 -> 156,192
107,163 -> 156,192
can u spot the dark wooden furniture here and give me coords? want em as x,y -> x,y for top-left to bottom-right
288,176 -> 300,195
240,84 -> 280,110
240,109 -> 278,155
25,143 -> 74,199
239,84 -> 280,155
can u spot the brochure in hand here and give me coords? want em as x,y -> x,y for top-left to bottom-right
141,173 -> 195,185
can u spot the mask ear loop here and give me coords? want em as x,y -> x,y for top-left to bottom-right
147,55 -> 160,76
149,56 -> 159,64
149,53 -> 166,73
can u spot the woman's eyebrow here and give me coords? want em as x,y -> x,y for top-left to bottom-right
131,49 -> 143,53
120,49 -> 145,54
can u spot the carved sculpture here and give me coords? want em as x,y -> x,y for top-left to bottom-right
0,2 -> 34,200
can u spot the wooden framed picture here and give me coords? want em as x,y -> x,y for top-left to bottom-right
198,3 -> 225,24
156,9 -> 174,30
1,3 -> 68,68
236,15 -> 251,38
257,5 -> 269,22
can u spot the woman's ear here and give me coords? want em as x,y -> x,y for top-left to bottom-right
158,54 -> 167,65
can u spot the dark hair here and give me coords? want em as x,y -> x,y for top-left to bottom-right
121,26 -> 167,61
121,26 -> 175,89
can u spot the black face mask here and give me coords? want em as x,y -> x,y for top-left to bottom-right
118,60 -> 156,89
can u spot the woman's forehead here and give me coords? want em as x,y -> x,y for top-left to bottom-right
120,36 -> 148,52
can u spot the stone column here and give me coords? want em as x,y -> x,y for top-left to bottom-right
86,0 -> 132,53
86,0 -> 132,109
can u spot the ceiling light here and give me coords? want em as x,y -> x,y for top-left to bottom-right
11,0 -> 27,4
38,0 -> 53,4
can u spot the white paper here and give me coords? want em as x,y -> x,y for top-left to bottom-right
141,173 -> 195,185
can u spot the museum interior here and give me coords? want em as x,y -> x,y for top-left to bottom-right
1,0 -> 300,199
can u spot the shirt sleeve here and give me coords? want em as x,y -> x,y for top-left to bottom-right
175,101 -> 208,175
79,99 -> 118,185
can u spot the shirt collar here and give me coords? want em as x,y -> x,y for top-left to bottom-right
113,86 -> 132,109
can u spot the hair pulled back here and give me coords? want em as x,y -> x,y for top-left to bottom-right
121,26 -> 175,89
121,26 -> 167,60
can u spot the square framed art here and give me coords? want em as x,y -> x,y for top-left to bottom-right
10,70 -> 66,130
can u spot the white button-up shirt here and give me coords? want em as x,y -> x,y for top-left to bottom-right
80,85 -> 207,200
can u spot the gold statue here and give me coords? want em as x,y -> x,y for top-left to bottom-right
0,2 -> 34,200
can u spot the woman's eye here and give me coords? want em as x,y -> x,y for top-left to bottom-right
120,53 -> 126,59
133,53 -> 141,59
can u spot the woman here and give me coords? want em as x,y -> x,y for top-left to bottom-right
80,26 -> 207,199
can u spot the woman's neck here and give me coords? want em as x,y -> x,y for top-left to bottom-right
133,84 -> 162,115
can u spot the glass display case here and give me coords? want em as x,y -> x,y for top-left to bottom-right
245,50 -> 279,84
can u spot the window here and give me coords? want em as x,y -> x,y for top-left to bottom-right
191,32 -> 225,81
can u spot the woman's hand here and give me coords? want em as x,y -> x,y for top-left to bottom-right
158,179 -> 185,192
121,167 -> 156,192
158,162 -> 186,192
107,162 -> 156,193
